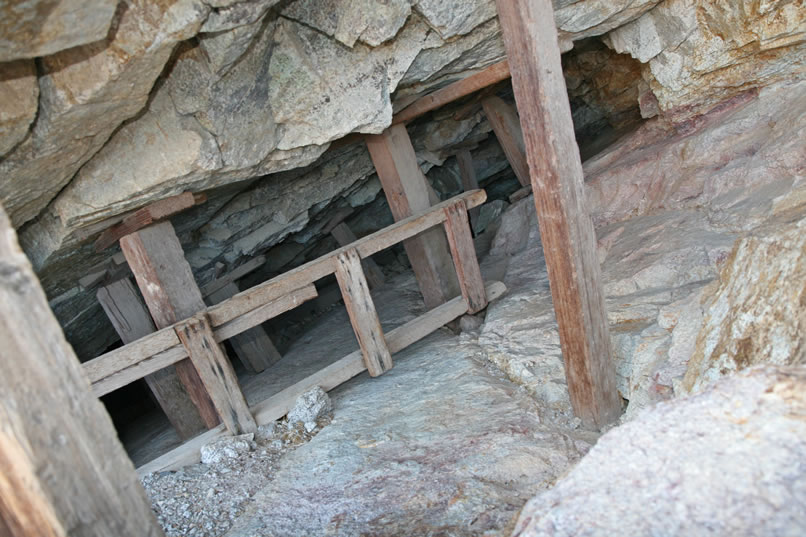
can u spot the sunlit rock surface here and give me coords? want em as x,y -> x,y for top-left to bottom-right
512,365 -> 806,537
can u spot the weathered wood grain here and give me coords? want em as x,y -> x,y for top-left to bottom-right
97,278 -> 204,437
393,60 -> 511,124
176,315 -> 257,435
207,282 -> 282,373
366,124 -> 460,309
330,222 -> 385,289
138,281 -> 506,475
95,191 -> 205,251
455,149 -> 481,227
443,201 -> 487,314
200,256 -> 266,297
0,203 -> 164,537
85,192 -> 485,397
496,0 -> 622,427
120,221 -> 219,436
335,249 -> 393,377
482,95 -> 530,187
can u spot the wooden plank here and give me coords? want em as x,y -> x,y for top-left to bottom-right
0,405 -> 68,537
212,284 -> 318,341
334,249 -> 393,377
208,189 -> 485,326
455,149 -> 481,227
366,124 -> 460,309
200,256 -> 266,297
482,95 -> 530,187
120,221 -> 220,436
95,191 -> 205,251
443,201 -> 487,314
86,285 -> 318,396
330,222 -> 385,289
0,203 -> 164,537
97,279 -> 204,436
86,191 -> 486,392
392,60 -> 511,124
138,280 -> 506,475
207,282 -> 282,373
496,0 -> 622,427
176,314 -> 257,435
509,185 -> 532,203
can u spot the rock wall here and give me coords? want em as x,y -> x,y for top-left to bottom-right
511,365 -> 806,537
480,77 -> 806,419
1,0 -> 804,361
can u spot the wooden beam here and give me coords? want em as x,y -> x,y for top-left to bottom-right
175,314 -> 257,435
84,191 -> 486,395
200,256 -> 266,297
95,191 -> 206,251
120,221 -> 220,436
0,203 -> 164,537
330,222 -> 385,289
509,185 -> 533,203
443,201 -> 487,314
482,95 -> 530,187
137,280 -> 507,475
455,150 -> 481,227
86,285 -> 318,397
208,190 -> 484,326
334,249 -> 393,377
495,0 -> 622,427
207,282 -> 282,373
393,60 -> 511,125
97,279 -> 208,438
366,124 -> 460,309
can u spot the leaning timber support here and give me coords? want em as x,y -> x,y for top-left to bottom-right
175,314 -> 257,435
138,280 -> 508,475
207,282 -> 282,373
443,200 -> 487,314
97,278 -> 206,436
0,203 -> 164,537
366,124 -> 460,309
496,0 -> 622,427
330,222 -> 386,289
455,150 -> 482,229
334,249 -> 393,376
482,95 -> 530,188
120,221 -> 221,437
83,191 -> 487,398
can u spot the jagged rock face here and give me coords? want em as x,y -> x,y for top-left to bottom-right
0,0 -> 803,362
0,0 -> 118,61
606,0 -> 806,118
511,365 -> 806,537
480,78 -> 806,419
683,215 -> 806,393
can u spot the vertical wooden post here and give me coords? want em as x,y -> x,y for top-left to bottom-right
175,314 -> 257,435
366,124 -> 460,309
97,278 -> 212,438
330,222 -> 386,289
0,204 -> 164,537
455,150 -> 482,228
443,201 -> 487,314
482,95 -> 530,187
120,221 -> 221,436
495,0 -> 622,427
207,282 -> 282,373
334,249 -> 393,377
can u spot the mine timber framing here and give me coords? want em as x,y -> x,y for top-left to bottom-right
79,189 -> 503,474
496,0 -> 621,427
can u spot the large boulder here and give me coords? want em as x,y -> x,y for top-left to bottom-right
683,214 -> 806,393
605,0 -> 806,117
511,365 -> 806,537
